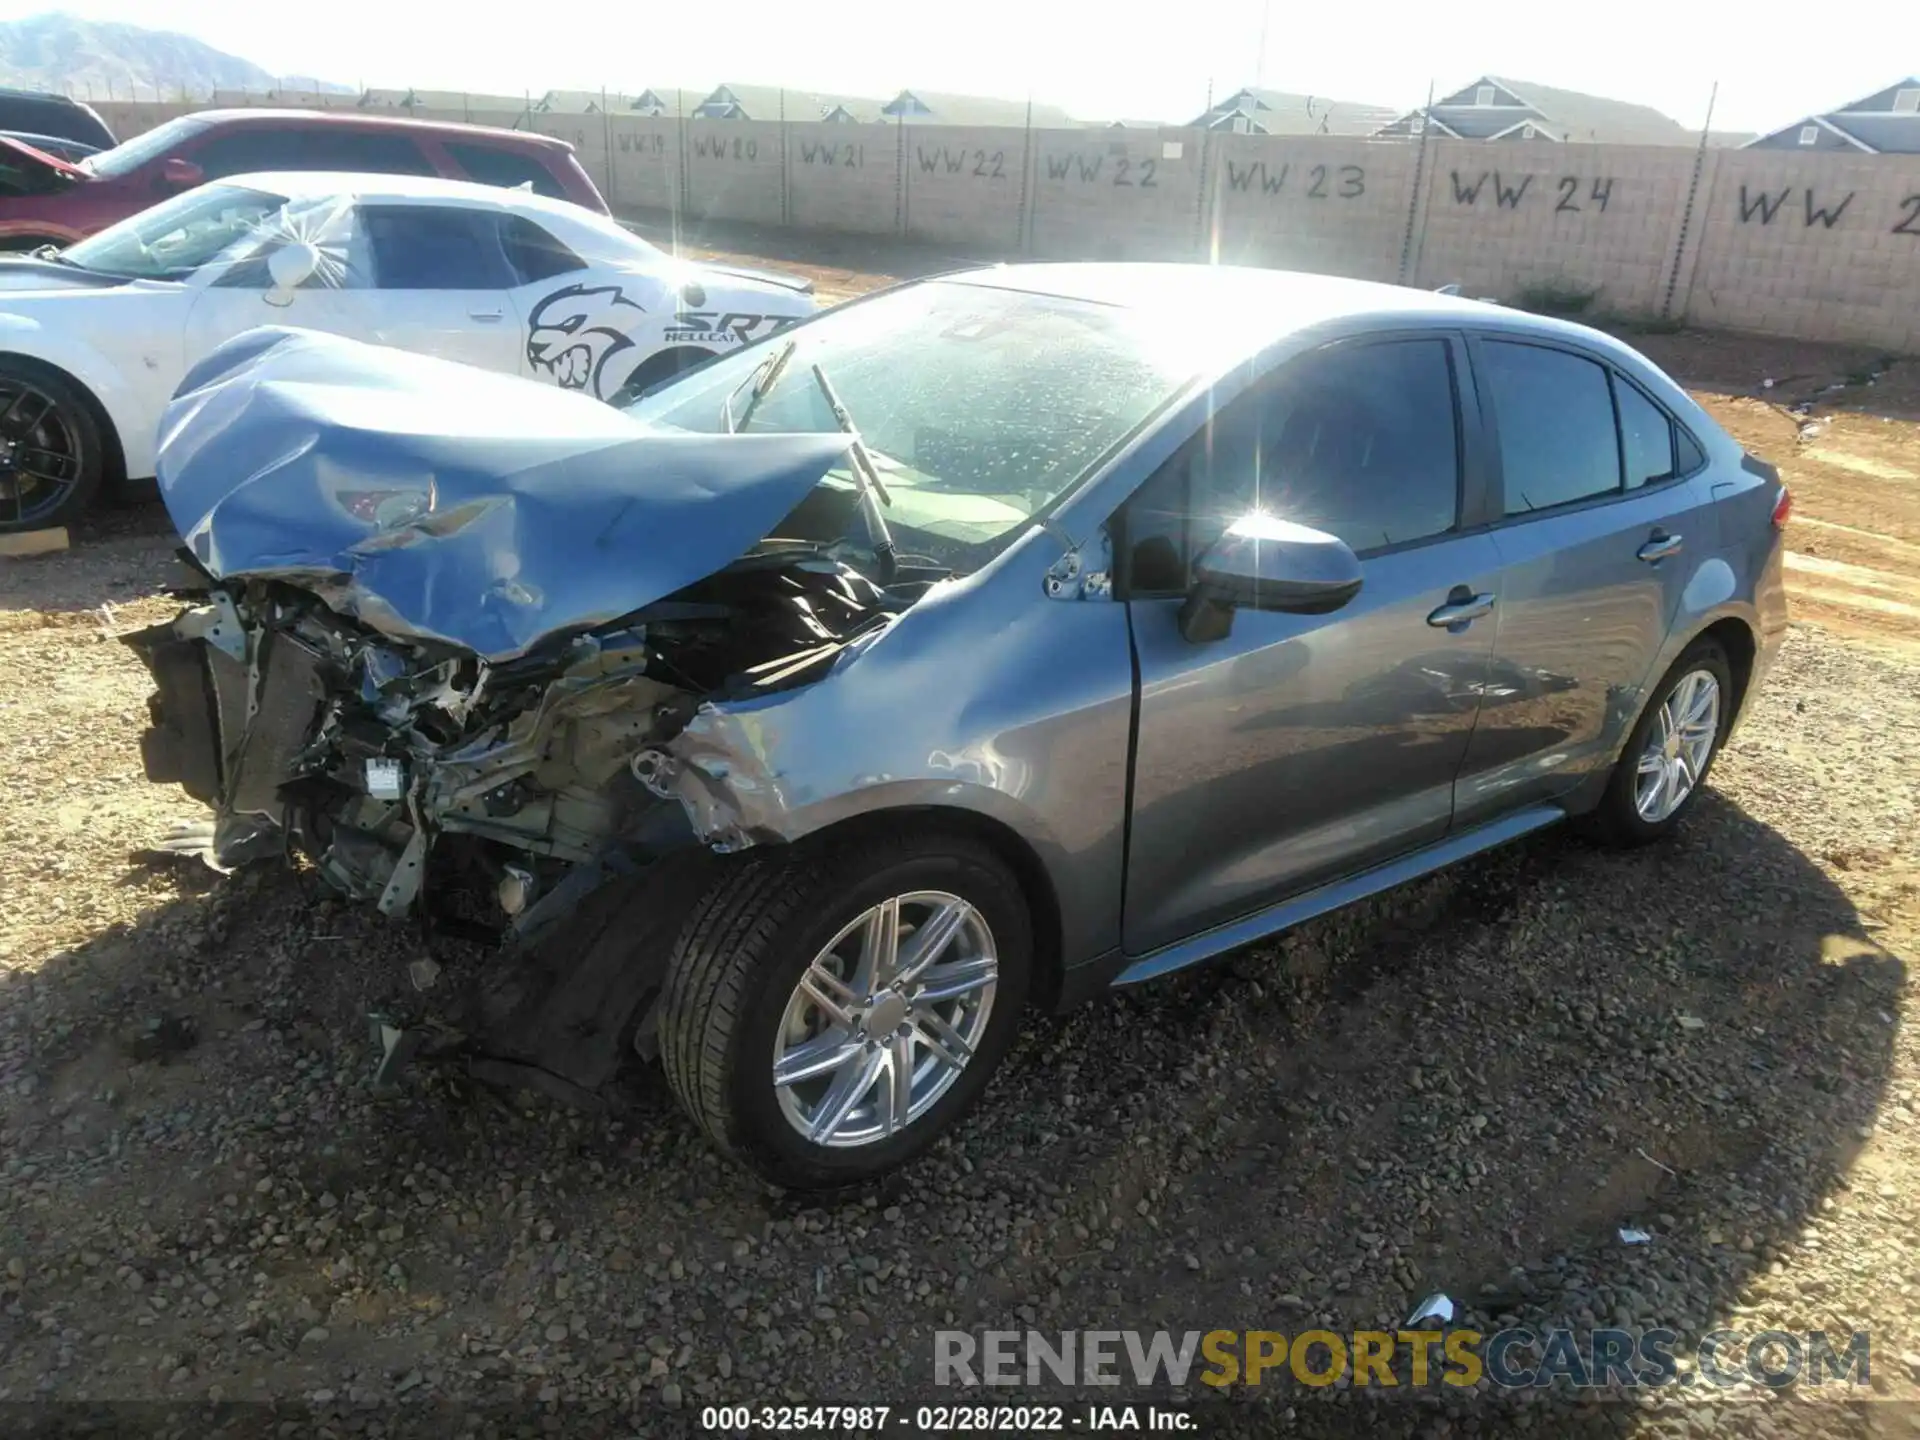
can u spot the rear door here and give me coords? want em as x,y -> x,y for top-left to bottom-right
1452,335 -> 1721,825
1121,333 -> 1503,956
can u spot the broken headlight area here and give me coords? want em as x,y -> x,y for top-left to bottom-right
124,545 -> 901,941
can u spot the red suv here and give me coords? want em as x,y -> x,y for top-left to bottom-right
0,109 -> 609,250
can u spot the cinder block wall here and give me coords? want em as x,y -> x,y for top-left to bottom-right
898,125 -> 1027,249
1209,135 -> 1419,279
1679,149 -> 1920,353
81,101 -> 1920,352
1405,141 -> 1699,316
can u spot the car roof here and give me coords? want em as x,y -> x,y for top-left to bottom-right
941,261 -> 1605,350
217,170 -> 654,259
223,169 -> 590,220
184,108 -> 568,149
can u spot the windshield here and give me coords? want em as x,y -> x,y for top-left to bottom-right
624,280 -> 1197,571
64,182 -> 293,280
78,115 -> 211,178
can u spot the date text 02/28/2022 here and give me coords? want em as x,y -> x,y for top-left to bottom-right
698,1404 -> 1195,1431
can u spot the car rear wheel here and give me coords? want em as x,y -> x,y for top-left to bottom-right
0,360 -> 106,534
1581,638 -> 1732,846
658,830 -> 1031,1189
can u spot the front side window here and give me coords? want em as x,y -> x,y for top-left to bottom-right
627,280 -> 1202,570
62,182 -> 291,279
363,205 -> 515,289
296,130 -> 436,175
1482,340 -> 1620,515
77,115 -> 212,178
1123,338 -> 1462,592
190,129 -> 304,179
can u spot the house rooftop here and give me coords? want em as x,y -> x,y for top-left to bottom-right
1194,87 -> 1400,137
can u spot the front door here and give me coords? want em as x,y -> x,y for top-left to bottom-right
353,204 -> 526,374
1120,334 -> 1500,956
1452,337 -> 1720,824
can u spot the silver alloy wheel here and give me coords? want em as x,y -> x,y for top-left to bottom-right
1634,668 -> 1721,823
772,890 -> 998,1148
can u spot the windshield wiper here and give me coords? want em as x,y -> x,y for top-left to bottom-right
722,337 -> 796,433
26,244 -> 78,265
809,362 -> 896,583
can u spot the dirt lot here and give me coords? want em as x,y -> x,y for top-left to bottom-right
2,233 -> 1918,1437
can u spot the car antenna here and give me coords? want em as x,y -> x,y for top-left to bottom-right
810,362 -> 897,583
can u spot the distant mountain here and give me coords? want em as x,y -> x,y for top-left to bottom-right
0,13 -> 351,102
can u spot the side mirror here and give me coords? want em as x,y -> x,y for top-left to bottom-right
263,241 -> 320,304
157,156 -> 204,191
1178,513 -> 1363,643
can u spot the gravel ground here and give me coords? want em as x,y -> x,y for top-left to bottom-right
3,341 -> 1919,1436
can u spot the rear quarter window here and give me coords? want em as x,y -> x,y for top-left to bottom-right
441,141 -> 568,199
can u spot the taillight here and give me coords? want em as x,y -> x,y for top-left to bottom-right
1771,486 -> 1793,529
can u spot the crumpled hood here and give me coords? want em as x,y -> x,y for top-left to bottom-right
156,325 -> 856,661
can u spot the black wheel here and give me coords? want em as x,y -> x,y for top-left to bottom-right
659,829 -> 1032,1189
0,360 -> 106,533
1580,638 -> 1732,847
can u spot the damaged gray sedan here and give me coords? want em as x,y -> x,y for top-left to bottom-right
126,264 -> 1787,1187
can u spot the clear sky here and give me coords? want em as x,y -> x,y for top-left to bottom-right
10,0 -> 1919,135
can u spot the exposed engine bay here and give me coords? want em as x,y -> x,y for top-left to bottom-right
125,536 -> 950,1099
129,545 -> 920,923
121,325 -> 990,1099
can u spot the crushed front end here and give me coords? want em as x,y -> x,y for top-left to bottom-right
120,325 -> 914,1096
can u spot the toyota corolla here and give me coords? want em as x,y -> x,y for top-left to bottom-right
124,264 -> 1789,1188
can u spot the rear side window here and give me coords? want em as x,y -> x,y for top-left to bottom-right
363,205 -> 515,289
1482,341 -> 1619,515
501,216 -> 585,284
1614,378 -> 1677,488
442,141 -> 567,199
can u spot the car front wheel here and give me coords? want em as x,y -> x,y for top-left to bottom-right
0,359 -> 106,534
658,830 -> 1031,1189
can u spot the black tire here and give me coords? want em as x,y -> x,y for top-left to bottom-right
0,358 -> 108,534
1579,638 -> 1733,847
659,829 -> 1032,1189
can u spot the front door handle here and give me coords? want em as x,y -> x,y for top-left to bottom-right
1637,530 -> 1683,563
468,308 -> 505,322
1427,590 -> 1496,629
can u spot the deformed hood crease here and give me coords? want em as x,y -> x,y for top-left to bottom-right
155,326 -> 858,660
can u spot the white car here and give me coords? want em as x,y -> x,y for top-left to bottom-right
0,171 -> 817,532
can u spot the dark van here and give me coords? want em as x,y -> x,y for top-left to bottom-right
0,88 -> 115,151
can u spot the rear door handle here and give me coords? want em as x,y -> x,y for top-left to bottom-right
1637,531 -> 1683,563
1426,591 -> 1496,628
469,309 -> 505,323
